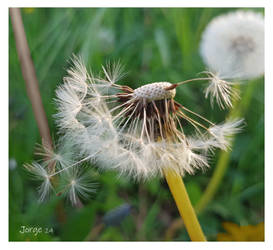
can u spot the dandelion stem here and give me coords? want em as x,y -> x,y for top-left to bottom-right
164,169 -> 206,241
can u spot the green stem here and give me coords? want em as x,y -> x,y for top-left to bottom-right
195,81 -> 257,214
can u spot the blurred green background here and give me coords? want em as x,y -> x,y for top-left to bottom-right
9,8 -> 264,241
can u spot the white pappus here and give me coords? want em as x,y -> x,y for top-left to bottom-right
24,56 -> 244,204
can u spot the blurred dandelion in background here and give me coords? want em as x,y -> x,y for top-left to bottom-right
200,11 -> 264,109
200,10 -> 264,80
192,9 -> 264,221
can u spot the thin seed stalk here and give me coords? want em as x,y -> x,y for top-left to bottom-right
164,169 -> 206,241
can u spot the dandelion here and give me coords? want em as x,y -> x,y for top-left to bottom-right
47,57 -> 242,181
25,56 -> 243,240
26,56 -> 244,184
200,10 -> 264,80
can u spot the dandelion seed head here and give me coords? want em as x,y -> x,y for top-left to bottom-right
133,82 -> 176,102
27,56 -> 244,194
200,10 -> 264,79
50,57 -> 244,180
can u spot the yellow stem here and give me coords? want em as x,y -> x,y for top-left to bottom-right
164,169 -> 206,241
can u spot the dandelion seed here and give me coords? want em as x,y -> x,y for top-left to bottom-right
58,167 -> 97,206
25,133 -> 97,203
203,71 -> 240,109
200,10 -> 264,80
208,119 -> 245,151
24,162 -> 53,202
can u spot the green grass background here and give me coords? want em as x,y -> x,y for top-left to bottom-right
9,8 -> 264,241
